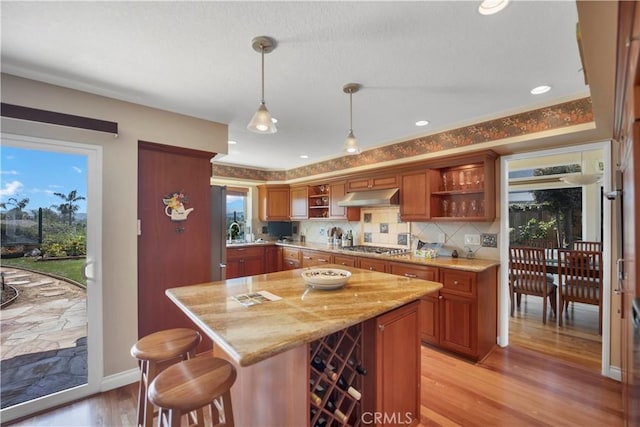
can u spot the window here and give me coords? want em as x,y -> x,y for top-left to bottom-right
226,187 -> 248,241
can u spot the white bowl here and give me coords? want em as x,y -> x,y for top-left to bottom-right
301,268 -> 351,290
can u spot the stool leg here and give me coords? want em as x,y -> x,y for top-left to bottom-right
220,391 -> 234,427
135,360 -> 147,427
168,409 -> 181,427
186,407 -> 205,427
144,361 -> 158,427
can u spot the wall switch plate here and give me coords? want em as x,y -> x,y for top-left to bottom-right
437,233 -> 446,243
481,233 -> 498,247
464,234 -> 481,246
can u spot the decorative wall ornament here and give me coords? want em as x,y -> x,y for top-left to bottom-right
163,191 -> 194,221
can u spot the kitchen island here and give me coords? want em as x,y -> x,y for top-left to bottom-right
166,265 -> 442,426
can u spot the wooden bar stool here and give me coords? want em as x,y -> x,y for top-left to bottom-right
148,356 -> 236,427
131,328 -> 202,427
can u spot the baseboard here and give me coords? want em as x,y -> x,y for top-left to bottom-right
100,368 -> 139,392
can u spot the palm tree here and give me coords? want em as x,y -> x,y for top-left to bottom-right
52,190 -> 85,225
0,197 -> 30,219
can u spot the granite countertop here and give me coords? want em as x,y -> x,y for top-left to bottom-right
166,266 -> 442,367
276,241 -> 500,272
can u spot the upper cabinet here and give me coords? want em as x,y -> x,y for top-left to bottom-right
346,173 -> 399,191
400,170 -> 429,222
426,151 -> 496,221
290,185 -> 308,220
306,181 -> 360,221
258,185 -> 291,221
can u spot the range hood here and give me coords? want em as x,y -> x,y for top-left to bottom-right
337,188 -> 400,207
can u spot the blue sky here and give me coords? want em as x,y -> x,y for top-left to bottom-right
0,146 -> 88,213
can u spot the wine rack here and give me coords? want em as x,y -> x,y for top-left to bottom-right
309,324 -> 364,427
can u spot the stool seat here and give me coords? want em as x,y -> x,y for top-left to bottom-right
131,328 -> 201,362
149,356 -> 236,426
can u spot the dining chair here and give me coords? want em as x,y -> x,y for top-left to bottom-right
558,249 -> 602,334
572,241 -> 602,252
509,246 -> 557,324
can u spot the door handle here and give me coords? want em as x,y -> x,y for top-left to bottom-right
614,258 -> 624,294
82,260 -> 94,281
219,263 -> 227,268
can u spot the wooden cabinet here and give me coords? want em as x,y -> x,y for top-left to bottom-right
290,185 -> 308,220
427,151 -> 496,221
258,185 -> 290,221
358,257 -> 388,273
301,249 -> 333,268
306,181 -> 360,220
347,173 -> 399,192
282,246 -> 301,270
416,266 -> 497,360
363,301 -> 420,426
400,169 -> 429,222
226,246 -> 265,279
333,254 -> 357,267
264,245 -> 281,273
328,181 -> 360,220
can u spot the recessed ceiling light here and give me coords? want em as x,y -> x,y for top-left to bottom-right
478,0 -> 509,15
228,140 -> 237,145
530,85 -> 552,95
415,120 -> 430,127
299,155 -> 309,159
271,117 -> 278,124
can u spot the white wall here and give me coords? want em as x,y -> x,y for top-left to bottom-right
1,74 -> 228,377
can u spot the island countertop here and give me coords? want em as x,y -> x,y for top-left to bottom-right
166,265 -> 442,367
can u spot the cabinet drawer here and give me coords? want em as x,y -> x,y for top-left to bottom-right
440,269 -> 476,296
333,254 -> 357,267
227,246 -> 264,260
358,257 -> 388,272
301,250 -> 333,267
389,262 -> 438,281
283,259 -> 300,270
282,247 -> 301,261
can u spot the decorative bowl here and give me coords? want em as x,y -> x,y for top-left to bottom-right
301,268 -> 351,290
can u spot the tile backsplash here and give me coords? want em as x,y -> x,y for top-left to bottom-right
299,206 -> 499,260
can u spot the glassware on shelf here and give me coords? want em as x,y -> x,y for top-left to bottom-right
319,185 -> 326,194
460,200 -> 468,216
470,199 -> 478,216
479,200 -> 485,216
459,171 -> 465,190
442,173 -> 448,191
465,170 -> 472,189
450,200 -> 458,217
442,199 -> 449,217
451,173 -> 457,190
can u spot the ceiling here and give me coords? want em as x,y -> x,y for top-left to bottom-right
1,1 -> 614,171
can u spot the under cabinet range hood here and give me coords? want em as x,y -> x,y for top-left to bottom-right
337,188 -> 400,207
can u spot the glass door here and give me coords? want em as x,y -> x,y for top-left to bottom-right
0,133 -> 102,422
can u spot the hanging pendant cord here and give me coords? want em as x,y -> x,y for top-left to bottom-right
261,45 -> 265,103
349,91 -> 353,133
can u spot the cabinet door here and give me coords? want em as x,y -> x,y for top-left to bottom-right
264,246 -> 281,273
258,185 -> 290,221
290,186 -> 308,220
400,170 -> 429,221
329,181 -> 360,221
225,259 -> 242,279
439,293 -> 477,357
243,256 -> 265,277
419,295 -> 439,345
358,257 -> 388,273
375,302 -> 420,426
282,247 -> 301,270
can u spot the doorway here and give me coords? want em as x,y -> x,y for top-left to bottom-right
0,133 -> 103,423
499,141 -> 614,378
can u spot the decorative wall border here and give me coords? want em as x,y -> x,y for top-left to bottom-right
212,97 -> 593,182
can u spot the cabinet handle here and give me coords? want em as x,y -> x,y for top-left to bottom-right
378,324 -> 385,332
438,295 -> 443,299
369,267 -> 374,271
404,273 -> 417,278
454,280 -> 459,285
318,258 -> 327,262
303,256 -> 311,260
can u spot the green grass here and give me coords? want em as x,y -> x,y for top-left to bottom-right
0,257 -> 86,287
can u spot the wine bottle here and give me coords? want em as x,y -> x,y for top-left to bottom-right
311,356 -> 337,380
312,385 -> 348,423
337,375 -> 362,400
348,357 -> 368,376
310,408 -> 327,427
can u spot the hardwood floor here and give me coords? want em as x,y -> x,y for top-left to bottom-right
5,297 -> 622,426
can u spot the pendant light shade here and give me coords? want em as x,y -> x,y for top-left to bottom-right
343,83 -> 361,155
247,36 -> 277,134
561,152 -> 602,185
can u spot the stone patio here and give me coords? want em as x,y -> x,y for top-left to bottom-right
0,267 -> 87,408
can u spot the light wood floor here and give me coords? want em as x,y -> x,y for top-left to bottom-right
5,297 -> 622,427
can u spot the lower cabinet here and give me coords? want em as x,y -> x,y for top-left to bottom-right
333,254 -> 357,267
358,257 -> 388,272
363,301 -> 420,426
265,246 -> 281,273
301,249 -> 333,267
418,266 -> 497,360
226,246 -> 265,279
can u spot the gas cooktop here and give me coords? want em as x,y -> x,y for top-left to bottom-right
342,245 -> 409,255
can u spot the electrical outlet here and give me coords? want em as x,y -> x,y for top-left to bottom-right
437,233 -> 446,243
464,234 -> 481,246
481,233 -> 498,248
319,228 -> 325,236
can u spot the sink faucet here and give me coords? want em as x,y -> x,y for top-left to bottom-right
228,222 -> 240,242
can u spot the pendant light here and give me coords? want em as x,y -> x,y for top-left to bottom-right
561,151 -> 602,185
343,83 -> 361,155
247,36 -> 277,134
